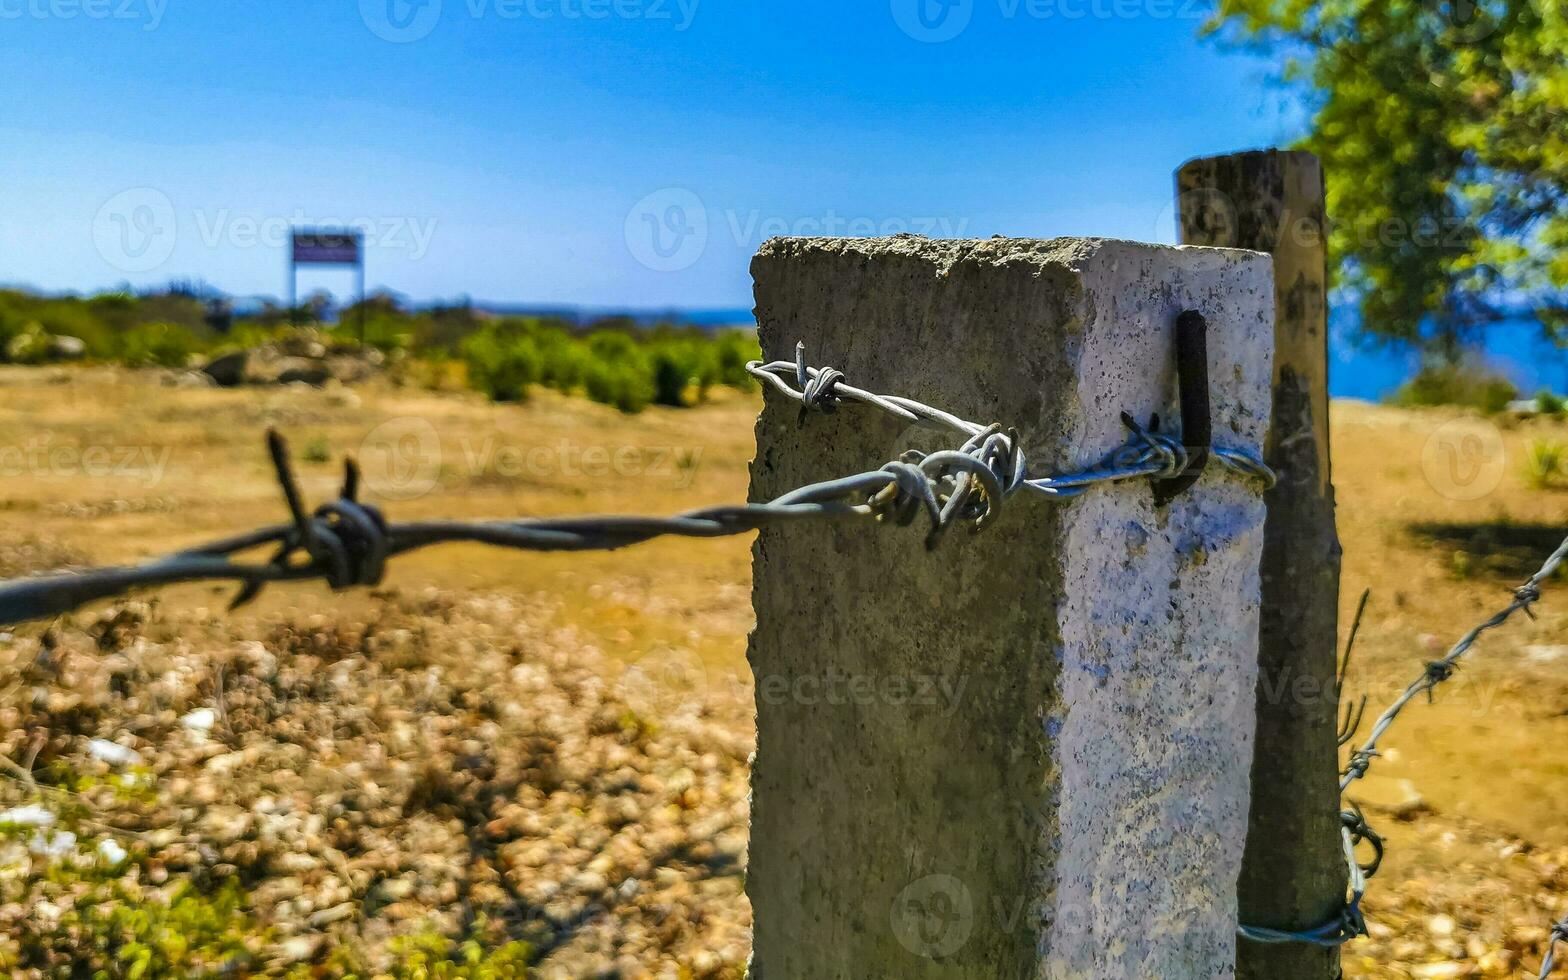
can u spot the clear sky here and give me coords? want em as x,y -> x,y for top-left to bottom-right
0,0 -> 1304,309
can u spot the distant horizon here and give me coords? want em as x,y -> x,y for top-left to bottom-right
7,273 -> 1568,402
0,276 -> 759,327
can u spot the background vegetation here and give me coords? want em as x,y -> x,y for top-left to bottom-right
1207,0 -> 1568,352
0,286 -> 760,413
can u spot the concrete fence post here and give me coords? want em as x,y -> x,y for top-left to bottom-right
1177,151 -> 1345,980
746,236 -> 1276,978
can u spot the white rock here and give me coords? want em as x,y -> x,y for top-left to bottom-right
97,838 -> 128,866
308,902 -> 355,927
206,751 -> 247,774
181,707 -> 217,731
277,935 -> 322,964
88,739 -> 144,767
0,804 -> 56,828
29,829 -> 76,859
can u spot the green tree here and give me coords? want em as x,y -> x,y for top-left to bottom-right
1207,0 -> 1568,350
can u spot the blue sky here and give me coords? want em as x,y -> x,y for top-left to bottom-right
0,0 -> 1303,309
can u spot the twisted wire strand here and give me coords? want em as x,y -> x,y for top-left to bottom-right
747,344 -> 1277,498
1238,812 -> 1373,947
0,438 -> 912,626
1241,529 -> 1568,953
1542,920 -> 1568,979
1341,530 -> 1568,794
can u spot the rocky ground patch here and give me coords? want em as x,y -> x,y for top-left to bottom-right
0,592 -> 751,978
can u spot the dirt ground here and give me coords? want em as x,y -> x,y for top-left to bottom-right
3,365 -> 1567,977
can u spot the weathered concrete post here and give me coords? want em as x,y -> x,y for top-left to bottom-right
1177,151 -> 1345,980
747,236 -> 1276,978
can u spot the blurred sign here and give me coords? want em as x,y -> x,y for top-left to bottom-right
292,230 -> 361,265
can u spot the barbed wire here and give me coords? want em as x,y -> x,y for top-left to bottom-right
0,343 -> 1274,626
1341,531 -> 1568,793
1542,920 -> 1568,979
746,342 -> 1279,497
1238,529 -> 1568,963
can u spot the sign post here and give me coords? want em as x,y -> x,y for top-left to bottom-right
290,228 -> 366,342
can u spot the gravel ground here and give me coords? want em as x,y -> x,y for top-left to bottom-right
0,592 -> 751,978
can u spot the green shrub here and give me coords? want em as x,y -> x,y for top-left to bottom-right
461,325 -> 541,402
1524,439 -> 1566,489
712,329 -> 761,388
379,928 -> 534,979
582,358 -> 654,413
1392,361 -> 1518,414
6,878 -> 262,978
4,323 -> 53,364
115,322 -> 200,368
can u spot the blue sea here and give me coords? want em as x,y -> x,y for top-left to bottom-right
1329,315 -> 1568,402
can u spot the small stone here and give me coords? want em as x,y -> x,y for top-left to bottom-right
97,838 -> 129,866
276,935 -> 322,964
88,739 -> 144,767
181,707 -> 217,733
0,805 -> 55,829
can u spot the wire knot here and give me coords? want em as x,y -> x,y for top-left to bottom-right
1422,659 -> 1457,701
876,424 -> 1026,550
229,431 -> 391,609
1116,413 -> 1189,481
871,459 -> 942,529
1343,750 -> 1375,782
1517,583 -> 1543,607
1341,806 -> 1384,878
310,498 -> 391,590
795,341 -> 844,410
